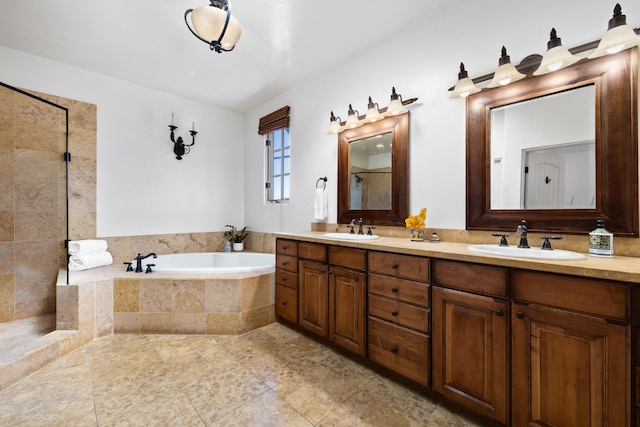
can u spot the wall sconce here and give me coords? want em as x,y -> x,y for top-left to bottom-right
327,87 -> 417,134
589,3 -> 640,58
185,0 -> 242,53
450,63 -> 481,98
487,46 -> 526,88
533,28 -> 582,75
169,113 -> 197,160
449,3 -> 640,96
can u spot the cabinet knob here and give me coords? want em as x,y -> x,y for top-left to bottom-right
282,261 -> 289,265
282,277 -> 287,282
281,301 -> 287,305
391,287 -> 398,293
516,311 -> 524,319
321,269 -> 327,273
282,246 -> 288,250
391,263 -> 398,269
391,311 -> 398,317
390,346 -> 398,353
496,309 -> 504,317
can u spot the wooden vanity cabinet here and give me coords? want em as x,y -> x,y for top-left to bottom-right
298,242 -> 367,356
511,270 -> 631,427
431,260 -> 509,424
367,251 -> 431,386
275,239 -> 298,323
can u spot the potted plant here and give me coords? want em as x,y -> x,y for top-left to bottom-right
224,225 -> 248,251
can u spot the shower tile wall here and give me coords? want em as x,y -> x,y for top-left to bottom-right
0,85 -> 96,323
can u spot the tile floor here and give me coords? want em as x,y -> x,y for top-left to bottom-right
0,322 -> 485,426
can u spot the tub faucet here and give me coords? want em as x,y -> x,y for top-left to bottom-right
134,252 -> 157,273
517,220 -> 530,249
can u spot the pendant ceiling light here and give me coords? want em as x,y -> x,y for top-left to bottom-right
589,3 -> 640,59
487,46 -> 526,88
533,28 -> 582,75
185,0 -> 242,53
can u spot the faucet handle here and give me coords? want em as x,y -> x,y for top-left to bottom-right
541,236 -> 562,250
491,233 -> 509,246
367,226 -> 376,236
145,264 -> 155,273
347,224 -> 355,234
123,262 -> 133,272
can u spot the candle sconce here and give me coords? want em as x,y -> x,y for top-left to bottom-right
168,120 -> 197,160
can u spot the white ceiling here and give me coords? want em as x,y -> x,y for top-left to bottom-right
0,0 -> 453,113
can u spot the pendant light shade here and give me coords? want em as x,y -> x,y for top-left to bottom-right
487,47 -> 526,88
533,28 -> 582,75
185,0 -> 242,53
384,87 -> 408,116
364,97 -> 384,122
589,3 -> 640,59
450,63 -> 481,98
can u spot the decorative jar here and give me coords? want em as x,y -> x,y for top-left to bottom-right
409,228 -> 425,242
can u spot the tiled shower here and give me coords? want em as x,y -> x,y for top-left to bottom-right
0,84 -> 97,323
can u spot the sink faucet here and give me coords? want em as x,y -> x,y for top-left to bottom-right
517,220 -> 530,248
134,252 -> 157,273
351,218 -> 364,235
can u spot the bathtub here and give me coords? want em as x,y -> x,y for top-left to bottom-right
149,252 -> 275,273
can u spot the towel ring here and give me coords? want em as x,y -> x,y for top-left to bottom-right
316,177 -> 327,190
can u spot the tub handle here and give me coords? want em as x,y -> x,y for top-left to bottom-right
123,262 -> 133,272
145,264 -> 155,273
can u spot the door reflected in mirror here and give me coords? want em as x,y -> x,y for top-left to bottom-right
349,132 -> 392,210
490,85 -> 596,209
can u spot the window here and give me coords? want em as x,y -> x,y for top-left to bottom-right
265,128 -> 290,202
258,106 -> 290,203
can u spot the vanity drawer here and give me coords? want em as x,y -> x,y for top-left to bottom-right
276,254 -> 298,273
275,284 -> 298,323
368,316 -> 430,386
512,270 -> 629,321
368,251 -> 430,282
329,246 -> 366,270
298,242 -> 327,263
276,269 -> 298,290
433,260 -> 508,298
368,273 -> 430,308
276,239 -> 298,256
368,294 -> 429,332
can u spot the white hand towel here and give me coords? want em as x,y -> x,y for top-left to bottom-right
68,239 -> 108,255
313,188 -> 328,220
69,252 -> 113,271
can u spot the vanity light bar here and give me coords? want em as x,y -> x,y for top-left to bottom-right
449,3 -> 640,94
327,87 -> 417,134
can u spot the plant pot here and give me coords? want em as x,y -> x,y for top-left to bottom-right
409,228 -> 425,242
233,242 -> 244,251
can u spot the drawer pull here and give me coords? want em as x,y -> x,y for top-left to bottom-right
391,263 -> 398,269
516,311 -> 524,319
282,261 -> 289,265
391,287 -> 398,293
282,277 -> 287,281
496,309 -> 504,317
281,301 -> 287,305
390,346 -> 398,353
321,269 -> 327,273
391,311 -> 398,317
282,245 -> 288,249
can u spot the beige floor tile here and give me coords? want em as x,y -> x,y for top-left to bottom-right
212,390 -> 312,427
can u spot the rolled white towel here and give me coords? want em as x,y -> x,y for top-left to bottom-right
68,239 -> 108,255
68,252 -> 113,271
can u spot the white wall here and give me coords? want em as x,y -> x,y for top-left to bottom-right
243,0 -> 640,233
0,46 -> 245,237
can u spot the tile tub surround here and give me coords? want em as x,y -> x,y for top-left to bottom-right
113,271 -> 276,335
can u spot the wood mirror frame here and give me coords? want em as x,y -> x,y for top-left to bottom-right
466,48 -> 638,236
338,113 -> 409,226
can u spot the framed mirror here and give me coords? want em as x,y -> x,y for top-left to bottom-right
338,113 -> 409,225
467,48 -> 638,236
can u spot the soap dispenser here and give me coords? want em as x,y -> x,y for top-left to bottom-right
589,220 -> 613,257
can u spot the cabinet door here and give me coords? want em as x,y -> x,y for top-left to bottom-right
298,260 -> 328,337
512,303 -> 629,427
432,287 -> 509,424
329,266 -> 366,356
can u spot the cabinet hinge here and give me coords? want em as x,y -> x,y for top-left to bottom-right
63,152 -> 71,162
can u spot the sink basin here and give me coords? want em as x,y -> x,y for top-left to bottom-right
323,233 -> 379,241
467,244 -> 586,261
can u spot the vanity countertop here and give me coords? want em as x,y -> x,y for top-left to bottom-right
275,231 -> 640,284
